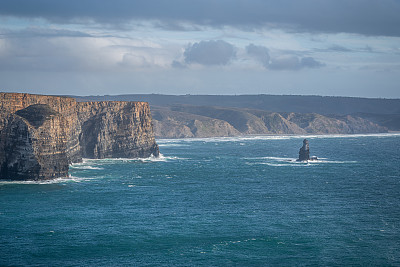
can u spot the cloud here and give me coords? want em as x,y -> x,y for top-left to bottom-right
171,60 -> 186,69
314,45 -> 353,53
0,32 -> 175,71
269,55 -> 301,70
327,45 -> 353,52
0,27 -> 92,38
246,44 -> 270,68
184,40 -> 235,66
269,55 -> 324,70
300,57 -> 325,68
1,0 -> 400,36
245,44 -> 324,70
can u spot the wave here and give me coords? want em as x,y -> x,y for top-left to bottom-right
246,155 -> 357,167
0,175 -> 96,185
139,153 -> 184,162
157,143 -> 189,147
79,153 -> 185,164
69,164 -> 104,170
157,133 -> 400,143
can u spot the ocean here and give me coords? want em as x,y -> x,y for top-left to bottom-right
1,134 -> 400,266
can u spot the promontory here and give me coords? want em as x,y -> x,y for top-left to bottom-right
0,93 -> 159,181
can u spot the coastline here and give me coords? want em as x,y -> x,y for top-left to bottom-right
156,132 -> 400,142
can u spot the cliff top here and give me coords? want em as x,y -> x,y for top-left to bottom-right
15,104 -> 60,128
0,92 -> 70,98
0,92 -> 147,105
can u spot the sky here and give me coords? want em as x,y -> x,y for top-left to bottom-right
0,0 -> 399,98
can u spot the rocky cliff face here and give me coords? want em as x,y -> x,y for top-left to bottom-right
151,107 -> 240,138
0,93 -> 159,180
151,104 -> 387,138
77,101 -> 159,158
1,105 -> 69,180
0,93 -> 82,163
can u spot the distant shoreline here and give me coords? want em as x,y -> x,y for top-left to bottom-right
156,132 -> 400,141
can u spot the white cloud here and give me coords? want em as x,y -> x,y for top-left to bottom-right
0,15 -> 399,98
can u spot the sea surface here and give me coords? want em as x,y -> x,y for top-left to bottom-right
1,134 -> 400,266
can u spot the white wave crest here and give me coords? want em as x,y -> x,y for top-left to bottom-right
69,164 -> 104,170
262,163 -> 306,167
157,143 -> 188,147
0,175 -> 95,185
79,153 -> 185,164
158,133 -> 400,143
246,155 -> 357,167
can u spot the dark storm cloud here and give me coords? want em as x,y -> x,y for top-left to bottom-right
1,0 -> 400,36
246,44 -> 270,68
184,40 -> 236,66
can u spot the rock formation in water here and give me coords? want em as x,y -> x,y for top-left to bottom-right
0,93 -> 159,180
298,139 -> 310,161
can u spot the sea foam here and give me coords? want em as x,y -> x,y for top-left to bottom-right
0,175 -> 95,185
158,133 -> 400,143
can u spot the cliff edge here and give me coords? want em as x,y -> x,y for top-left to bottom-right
0,93 -> 159,181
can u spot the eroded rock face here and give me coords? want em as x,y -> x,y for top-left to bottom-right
77,101 -> 159,158
0,93 -> 159,180
1,106 -> 69,180
298,139 -> 310,161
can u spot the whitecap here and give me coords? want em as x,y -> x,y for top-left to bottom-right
158,133 -> 400,143
247,155 -> 358,167
79,153 -> 186,164
262,162 -> 308,167
243,156 -> 297,162
0,175 -> 96,185
309,160 -> 358,164
69,165 -> 104,170
139,153 -> 187,162
157,143 -> 188,147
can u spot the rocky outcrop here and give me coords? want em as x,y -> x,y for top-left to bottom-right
0,93 -> 159,180
298,139 -> 310,161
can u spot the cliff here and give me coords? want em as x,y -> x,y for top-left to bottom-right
151,107 -> 240,138
150,104 -> 387,138
77,101 -> 159,158
0,93 -> 159,180
77,94 -> 400,132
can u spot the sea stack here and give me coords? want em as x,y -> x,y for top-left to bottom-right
298,139 -> 310,161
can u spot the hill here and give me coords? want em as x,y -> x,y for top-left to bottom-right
75,94 -> 397,138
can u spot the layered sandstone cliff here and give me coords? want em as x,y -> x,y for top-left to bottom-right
0,93 -> 159,180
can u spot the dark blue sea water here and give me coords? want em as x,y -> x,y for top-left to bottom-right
1,134 -> 400,266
